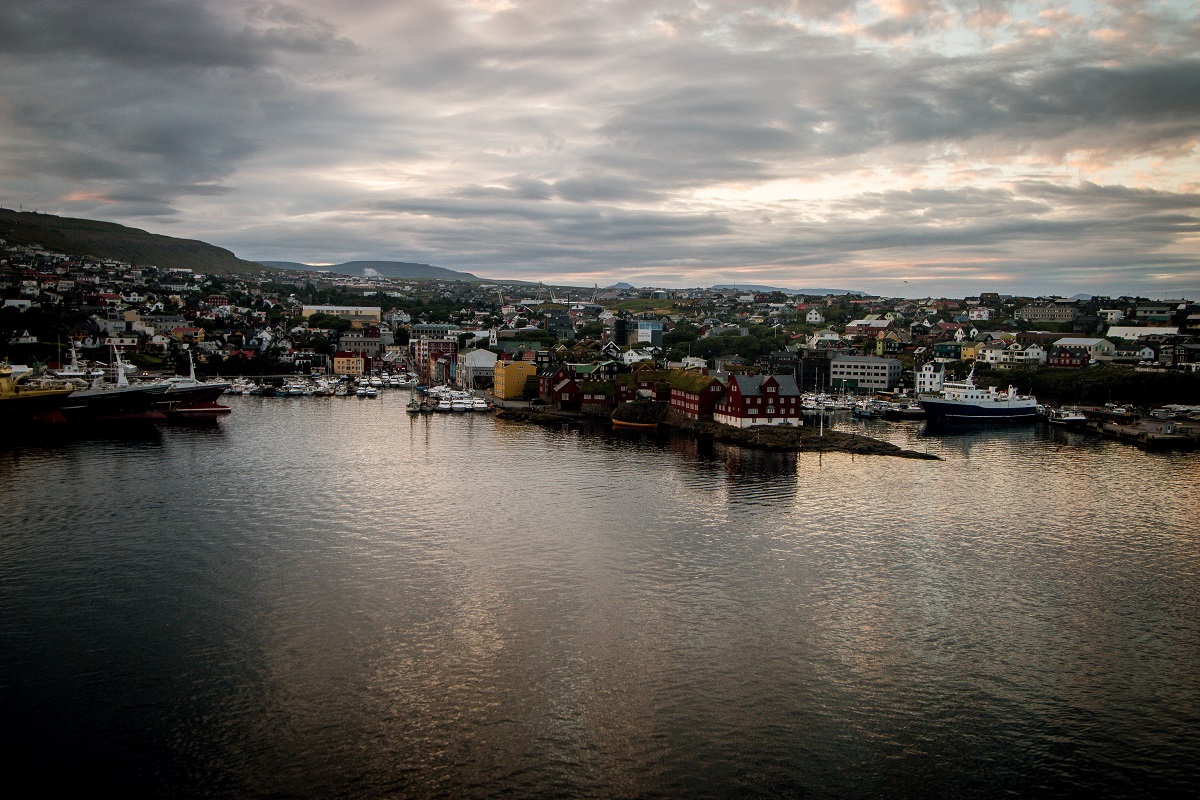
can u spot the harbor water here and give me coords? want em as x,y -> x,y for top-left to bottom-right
2,395 -> 1198,798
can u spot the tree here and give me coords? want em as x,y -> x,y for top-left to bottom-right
306,313 -> 352,332
579,321 -> 604,338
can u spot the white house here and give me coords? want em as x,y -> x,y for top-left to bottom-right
1000,342 -> 1046,366
103,334 -> 140,351
9,329 -> 37,344
805,309 -> 825,325
622,348 -> 656,365
808,329 -> 842,347
456,348 -> 499,389
975,340 -> 1007,365
916,362 -> 945,394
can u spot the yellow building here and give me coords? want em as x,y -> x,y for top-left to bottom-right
333,352 -> 365,376
959,341 -> 980,361
493,360 -> 538,399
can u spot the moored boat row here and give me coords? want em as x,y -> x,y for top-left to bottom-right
2,348 -> 232,425
407,386 -> 494,414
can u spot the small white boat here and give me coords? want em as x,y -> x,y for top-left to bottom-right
1045,406 -> 1088,428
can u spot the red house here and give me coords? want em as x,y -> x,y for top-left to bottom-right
669,374 -> 727,420
549,377 -> 582,411
713,374 -> 802,429
538,365 -> 572,401
1047,346 -> 1088,368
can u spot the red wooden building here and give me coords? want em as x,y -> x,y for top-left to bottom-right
712,374 -> 802,429
669,374 -> 727,420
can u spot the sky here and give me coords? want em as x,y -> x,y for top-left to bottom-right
2,0 -> 1199,298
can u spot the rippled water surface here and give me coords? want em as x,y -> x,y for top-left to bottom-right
2,396 -> 1198,798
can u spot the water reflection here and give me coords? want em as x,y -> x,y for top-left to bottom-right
3,396 -> 1198,798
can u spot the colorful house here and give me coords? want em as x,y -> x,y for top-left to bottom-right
493,360 -> 539,399
668,373 -> 727,420
713,374 -> 802,429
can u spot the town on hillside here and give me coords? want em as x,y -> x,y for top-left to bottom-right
3,238 -> 1199,435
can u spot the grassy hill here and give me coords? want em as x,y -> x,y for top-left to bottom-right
0,208 -> 268,275
258,260 -> 479,281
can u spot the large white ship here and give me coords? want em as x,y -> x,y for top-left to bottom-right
918,367 -> 1037,423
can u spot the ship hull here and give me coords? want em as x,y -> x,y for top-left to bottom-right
60,384 -> 169,421
0,390 -> 74,425
159,383 -> 229,414
919,397 -> 1038,423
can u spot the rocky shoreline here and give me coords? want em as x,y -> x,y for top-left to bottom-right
495,405 -> 941,460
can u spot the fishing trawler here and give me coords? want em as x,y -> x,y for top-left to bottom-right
918,367 -> 1037,424
0,362 -> 75,424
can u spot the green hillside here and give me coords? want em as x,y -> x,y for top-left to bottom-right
0,208 -> 269,275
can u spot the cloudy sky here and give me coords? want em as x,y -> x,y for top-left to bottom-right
2,0 -> 1198,297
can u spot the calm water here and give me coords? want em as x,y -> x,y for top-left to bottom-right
2,395 -> 1198,798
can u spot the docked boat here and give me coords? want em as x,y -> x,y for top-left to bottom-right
918,368 -> 1037,424
52,345 -> 106,383
59,373 -> 168,421
852,401 -> 886,419
0,362 -> 75,425
58,348 -> 169,422
1042,406 -> 1089,428
881,401 -> 926,421
158,353 -> 231,416
611,418 -> 658,430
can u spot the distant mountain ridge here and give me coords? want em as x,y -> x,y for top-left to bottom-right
0,208 -> 264,274
712,284 -> 865,296
258,260 -> 479,281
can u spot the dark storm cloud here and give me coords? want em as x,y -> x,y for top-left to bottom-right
0,0 -> 263,68
0,0 -> 366,216
0,0 -> 355,67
